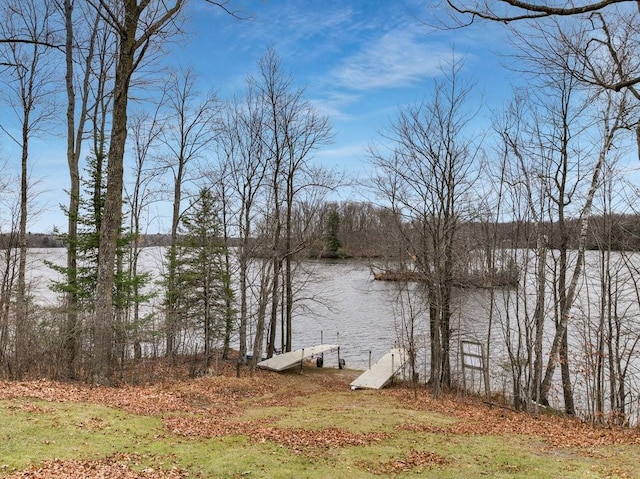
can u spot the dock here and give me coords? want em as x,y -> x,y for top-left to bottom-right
350,348 -> 408,390
256,344 -> 340,372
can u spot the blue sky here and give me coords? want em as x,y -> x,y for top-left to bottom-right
5,0 -> 516,234
180,0 -> 513,174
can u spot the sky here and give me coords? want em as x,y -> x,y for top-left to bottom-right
3,0 -> 516,234
182,0 -> 513,172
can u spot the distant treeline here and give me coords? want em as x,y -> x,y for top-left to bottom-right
0,232 -> 174,249
7,210 -> 640,254
481,214 -> 640,252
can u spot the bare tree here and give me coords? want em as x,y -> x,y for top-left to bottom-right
86,0 -> 202,385
394,281 -> 428,396
446,1 -> 638,22
539,88 -> 629,407
206,164 -> 236,360
217,92 -> 268,366
211,49 -> 337,367
500,80 -> 583,413
58,0 -> 107,379
158,66 -> 219,359
252,48 -> 334,358
509,14 -> 635,412
445,2 -> 640,94
123,110 -> 164,362
486,116 -> 538,410
369,56 -> 481,395
584,162 -> 640,424
0,0 -> 57,378
0,168 -> 19,378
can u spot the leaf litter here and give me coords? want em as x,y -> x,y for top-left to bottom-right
2,363 -> 640,477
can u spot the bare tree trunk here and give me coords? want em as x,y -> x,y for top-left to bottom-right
63,0 -> 81,379
62,0 -> 100,379
15,114 -> 29,379
92,0 -> 187,385
0,229 -> 18,378
540,110 -> 618,403
532,232 -> 546,403
217,95 -> 269,368
219,185 -> 234,360
284,170 -> 294,352
267,256 -> 281,358
161,68 -> 218,359
165,151 -> 186,358
0,0 -> 58,378
252,261 -> 273,368
93,8 -> 137,385
238,238 -> 249,362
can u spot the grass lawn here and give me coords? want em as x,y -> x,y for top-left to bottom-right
0,363 -> 638,478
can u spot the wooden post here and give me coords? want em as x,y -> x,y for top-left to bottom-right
482,343 -> 490,399
391,353 -> 395,385
460,341 -> 467,395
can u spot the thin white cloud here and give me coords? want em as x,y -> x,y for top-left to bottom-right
320,143 -> 368,161
309,92 -> 361,122
228,2 -> 358,58
329,27 -> 448,91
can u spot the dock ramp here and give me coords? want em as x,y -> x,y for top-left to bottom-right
350,348 -> 408,390
257,344 -> 340,372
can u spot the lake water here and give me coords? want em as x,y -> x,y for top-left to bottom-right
25,248 -> 421,370
24,247 -> 640,422
21,248 -> 554,385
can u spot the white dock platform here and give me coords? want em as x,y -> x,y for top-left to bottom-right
350,348 -> 408,390
256,344 -> 340,372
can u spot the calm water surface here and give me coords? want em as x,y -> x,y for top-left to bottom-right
25,247 -> 640,421
26,248 -> 417,369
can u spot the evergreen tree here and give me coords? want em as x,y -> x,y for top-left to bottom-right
325,209 -> 343,258
49,154 -> 104,309
48,153 -> 152,377
167,188 -> 233,370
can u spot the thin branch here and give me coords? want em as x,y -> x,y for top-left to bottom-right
0,123 -> 22,147
446,0 -> 637,23
0,38 -> 63,52
204,0 -> 251,20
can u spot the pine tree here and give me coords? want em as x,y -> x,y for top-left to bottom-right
326,209 -> 343,258
167,188 -> 234,371
48,153 -> 152,378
